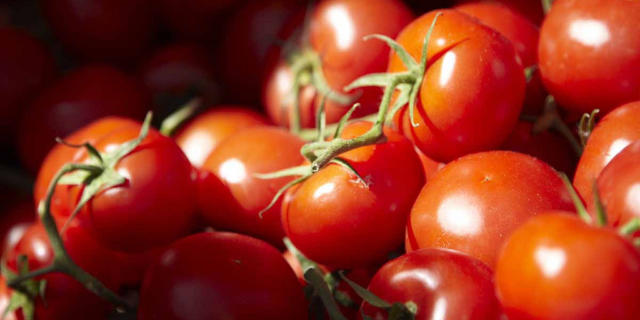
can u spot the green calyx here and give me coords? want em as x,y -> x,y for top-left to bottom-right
1,256 -> 45,320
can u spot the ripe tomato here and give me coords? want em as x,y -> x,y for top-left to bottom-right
174,107 -> 269,168
574,101 -> 640,202
495,213 -> 640,319
361,248 -> 501,320
414,147 -> 444,180
156,0 -> 237,41
392,10 -> 525,162
283,122 -> 424,269
18,65 -> 150,173
407,151 -> 574,269
41,0 -> 156,64
457,0 -> 545,25
0,202 -> 35,254
138,232 -> 307,320
198,126 -> 304,247
538,0 -> 640,115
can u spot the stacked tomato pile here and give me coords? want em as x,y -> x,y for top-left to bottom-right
1,0 -> 639,319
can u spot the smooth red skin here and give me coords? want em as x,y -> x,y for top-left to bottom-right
407,151 -> 574,269
455,2 -> 545,115
457,0 -> 544,25
41,0 -> 156,64
414,147 -> 445,180
496,213 -> 640,320
156,0 -> 237,41
0,27 -> 56,140
174,107 -> 269,168
361,248 -> 501,320
501,121 -> 576,176
392,10 -> 525,162
115,245 -> 165,288
138,232 -> 307,320
283,122 -> 425,269
574,101 -> 640,203
18,65 -> 150,173
539,0 -> 640,115
198,126 -> 304,247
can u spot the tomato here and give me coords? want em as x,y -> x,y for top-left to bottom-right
361,248 -> 501,320
262,0 -> 413,128
156,0 -> 238,41
174,107 -> 269,168
198,126 -> 304,247
574,101 -> 640,203
0,202 -> 35,255
41,0 -> 156,65
407,151 -> 574,269
538,0 -> 640,115
414,147 -> 444,180
283,122 -> 424,269
138,232 -> 307,320
0,27 -> 56,141
392,10 -> 525,162
0,277 -> 19,320
457,0 -> 545,25
18,65 -> 150,174
495,213 -> 640,319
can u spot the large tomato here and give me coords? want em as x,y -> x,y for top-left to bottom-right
393,10 -> 525,162
538,0 -> 640,115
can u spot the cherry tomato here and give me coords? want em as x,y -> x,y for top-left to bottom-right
392,10 -> 525,162
457,0 -> 545,25
283,122 -> 424,269
495,213 -> 640,319
156,0 -> 238,41
407,151 -> 574,268
574,101 -> 640,203
361,248 -> 501,320
138,232 -> 307,320
198,126 -> 304,247
174,107 -> 269,168
0,202 -> 35,255
18,65 -> 150,174
538,0 -> 640,115
41,0 -> 156,64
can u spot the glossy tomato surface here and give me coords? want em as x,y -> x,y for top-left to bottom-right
407,151 -> 574,268
496,213 -> 640,320
0,202 -> 35,254
138,232 -> 307,320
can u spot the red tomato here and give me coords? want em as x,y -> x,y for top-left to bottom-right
0,27 -> 56,141
361,248 -> 501,320
457,0 -> 545,25
156,0 -> 238,41
538,0 -> 640,115
283,122 -> 424,269
41,0 -> 156,64
392,10 -> 525,162
495,213 -> 640,319
198,126 -> 304,247
407,151 -> 574,269
0,202 -> 35,254
574,101 -> 640,203
174,107 -> 269,168
414,147 -> 445,180
138,232 -> 307,320
18,65 -> 150,173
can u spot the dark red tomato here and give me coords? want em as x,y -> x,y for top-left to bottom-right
0,27 -> 56,141
0,202 -> 35,254
115,245 -> 165,288
41,0 -> 156,64
17,65 -> 150,173
539,0 -> 640,115
263,0 -> 414,128
138,232 -> 307,320
198,126 -> 304,247
156,0 -> 238,41
455,1 -> 545,115
174,107 -> 269,168
415,147 -> 445,180
283,122 -> 424,269
361,248 -> 500,320
574,101 -> 640,203
392,10 -> 525,162
501,121 -> 576,176
407,151 -> 574,269
496,213 -> 640,319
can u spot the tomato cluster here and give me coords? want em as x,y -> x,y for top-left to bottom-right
1,0 -> 640,319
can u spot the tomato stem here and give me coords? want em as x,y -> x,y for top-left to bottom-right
533,96 -> 582,157
591,181 -> 607,227
577,109 -> 599,147
558,172 -> 592,224
159,97 -> 202,136
619,218 -> 640,236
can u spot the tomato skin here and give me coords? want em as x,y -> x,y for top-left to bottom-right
138,232 -> 307,320
283,122 -> 424,269
0,202 -> 35,254
198,126 -> 304,247
407,151 -> 573,269
392,10 -> 525,162
574,101 -> 640,203
538,0 -> 640,115
495,213 -> 640,320
414,147 -> 444,180
361,248 -> 501,320
456,0 -> 544,25
174,107 -> 269,168
18,65 -> 150,174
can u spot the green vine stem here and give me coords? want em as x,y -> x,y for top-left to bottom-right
558,172 -> 592,224
577,109 -> 599,147
159,97 -> 202,136
542,0 -> 554,14
619,218 -> 640,236
532,96 -> 583,157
